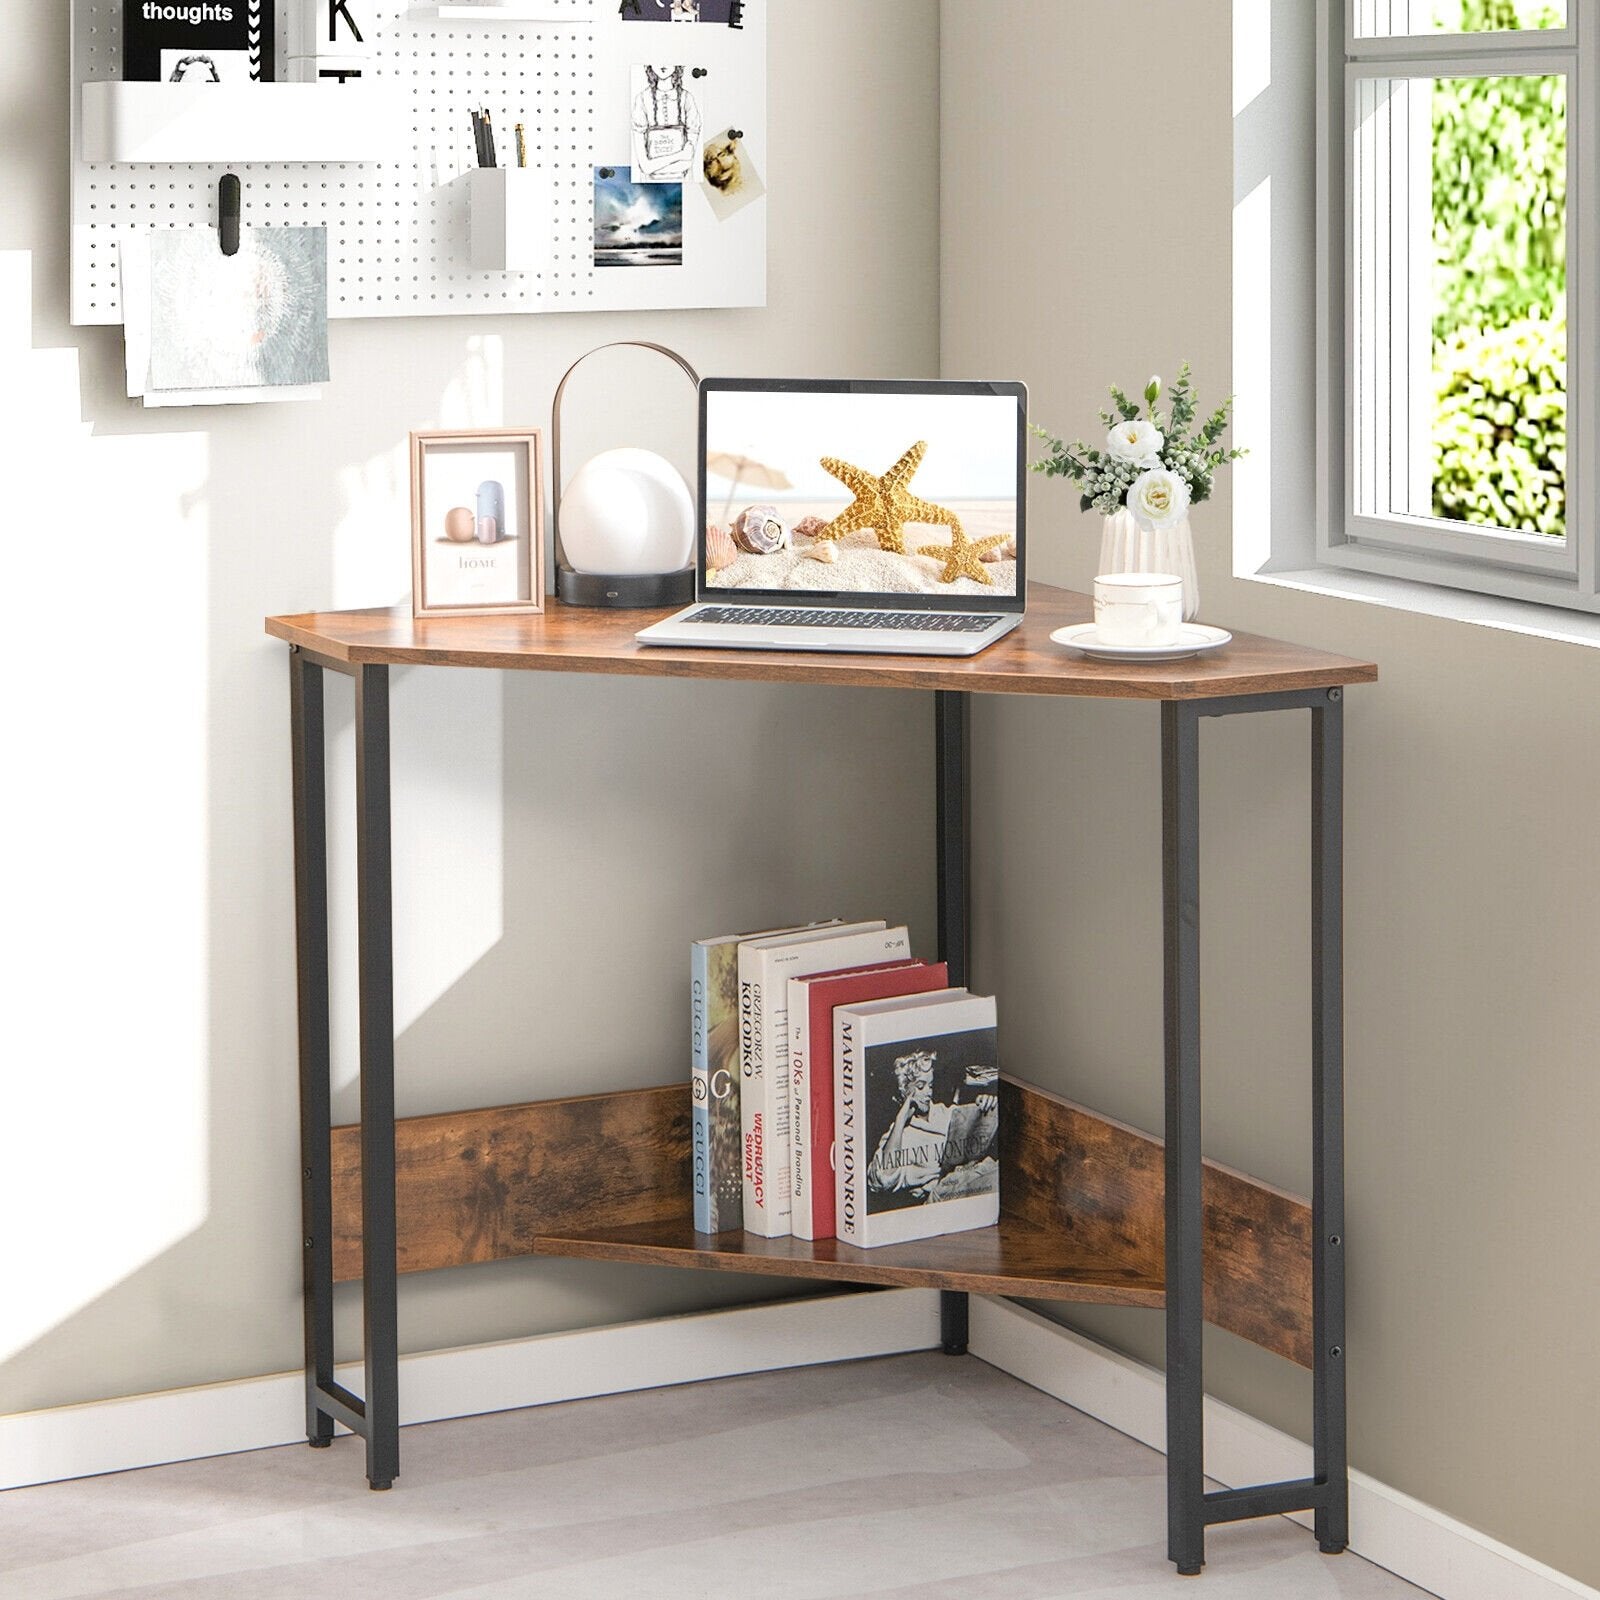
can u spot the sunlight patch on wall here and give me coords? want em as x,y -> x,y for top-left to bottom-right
441,334 -> 507,431
331,439 -> 413,611
0,253 -> 210,1363
324,666 -> 506,1098
323,333 -> 509,1099
1235,0 -> 1273,117
330,334 -> 507,610
1232,175 -> 1274,574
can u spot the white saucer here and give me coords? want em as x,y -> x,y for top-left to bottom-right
1051,622 -> 1233,663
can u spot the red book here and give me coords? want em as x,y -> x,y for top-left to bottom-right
788,959 -> 949,1240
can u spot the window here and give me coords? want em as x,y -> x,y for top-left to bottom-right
1320,0 -> 1597,609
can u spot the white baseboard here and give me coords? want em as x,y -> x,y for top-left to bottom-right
4,1287 -> 1591,1600
968,1297 -> 1597,1600
0,1288 -> 941,1492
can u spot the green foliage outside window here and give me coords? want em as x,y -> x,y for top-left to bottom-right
1431,0 -> 1567,534
1434,317 -> 1566,535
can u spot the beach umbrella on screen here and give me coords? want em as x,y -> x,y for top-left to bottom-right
706,451 -> 793,520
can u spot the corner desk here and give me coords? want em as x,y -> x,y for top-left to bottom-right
266,581 -> 1377,1576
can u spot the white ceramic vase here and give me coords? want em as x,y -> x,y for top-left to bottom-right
1099,508 -> 1199,622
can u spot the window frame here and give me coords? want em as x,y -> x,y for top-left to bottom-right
1317,0 -> 1599,613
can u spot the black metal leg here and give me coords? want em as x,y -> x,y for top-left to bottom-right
1161,701 -> 1206,1576
291,650 -> 335,1450
935,691 -> 972,1356
290,651 -> 402,1487
940,1288 -> 970,1355
1156,687 -> 1351,1571
354,664 -> 400,1491
935,690 -> 970,988
1312,691 -> 1349,1553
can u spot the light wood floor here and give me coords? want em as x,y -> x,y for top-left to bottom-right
2,1352 -> 1429,1598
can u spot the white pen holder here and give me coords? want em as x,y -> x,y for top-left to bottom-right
469,169 -> 552,274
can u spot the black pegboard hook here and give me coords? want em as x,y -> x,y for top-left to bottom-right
219,173 -> 242,257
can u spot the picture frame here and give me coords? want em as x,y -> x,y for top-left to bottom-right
410,428 -> 545,618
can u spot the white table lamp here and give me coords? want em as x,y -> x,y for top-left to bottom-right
552,342 -> 700,609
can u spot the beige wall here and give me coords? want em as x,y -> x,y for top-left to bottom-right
941,0 -> 1599,1586
0,0 -> 940,1415
9,0 -> 1594,1581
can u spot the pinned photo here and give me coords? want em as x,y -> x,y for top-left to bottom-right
630,64 -> 705,184
702,127 -> 765,221
594,166 -> 684,267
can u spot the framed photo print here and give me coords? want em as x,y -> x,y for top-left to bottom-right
410,429 -> 545,618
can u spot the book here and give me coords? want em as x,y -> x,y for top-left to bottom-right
738,922 -> 910,1238
788,960 -> 949,1241
123,0 -> 275,83
690,922 -> 836,1235
834,989 -> 1000,1249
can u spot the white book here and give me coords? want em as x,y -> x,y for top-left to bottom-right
738,922 -> 910,1238
691,921 -> 839,1235
834,989 -> 1001,1249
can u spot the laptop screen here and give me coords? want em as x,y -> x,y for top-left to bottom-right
698,379 -> 1027,611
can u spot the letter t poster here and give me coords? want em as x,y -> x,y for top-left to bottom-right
123,0 -> 276,84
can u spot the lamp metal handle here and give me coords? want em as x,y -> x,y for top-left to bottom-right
550,341 -> 702,564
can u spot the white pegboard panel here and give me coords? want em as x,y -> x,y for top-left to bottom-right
70,0 -> 766,325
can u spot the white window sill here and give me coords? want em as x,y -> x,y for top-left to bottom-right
1241,564 -> 1600,651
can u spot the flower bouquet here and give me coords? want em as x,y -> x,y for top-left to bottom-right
1031,364 -> 1243,618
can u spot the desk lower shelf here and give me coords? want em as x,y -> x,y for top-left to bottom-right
535,1211 -> 1165,1307
330,1075 -> 1312,1367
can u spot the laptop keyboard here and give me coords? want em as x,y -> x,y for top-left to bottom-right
689,606 -> 1002,634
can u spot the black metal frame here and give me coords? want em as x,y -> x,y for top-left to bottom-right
290,647 -> 400,1491
1162,688 -> 1349,1574
935,691 -> 971,1357
287,664 -> 1349,1570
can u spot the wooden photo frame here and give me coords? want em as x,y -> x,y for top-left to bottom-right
410,428 -> 545,618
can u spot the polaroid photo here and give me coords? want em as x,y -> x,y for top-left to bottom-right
701,128 -> 765,221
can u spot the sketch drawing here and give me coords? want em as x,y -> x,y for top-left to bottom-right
630,63 -> 705,183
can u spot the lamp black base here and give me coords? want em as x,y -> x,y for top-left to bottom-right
556,568 -> 695,610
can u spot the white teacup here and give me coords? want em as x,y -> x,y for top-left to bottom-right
1093,572 -> 1185,648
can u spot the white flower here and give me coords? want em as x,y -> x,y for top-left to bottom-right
1127,466 -> 1192,532
1106,418 -> 1165,465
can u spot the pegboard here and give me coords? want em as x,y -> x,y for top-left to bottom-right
70,0 -> 767,325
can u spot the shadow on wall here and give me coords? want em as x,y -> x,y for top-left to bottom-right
0,250 -> 942,1419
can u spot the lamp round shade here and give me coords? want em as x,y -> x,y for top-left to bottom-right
559,447 -> 695,576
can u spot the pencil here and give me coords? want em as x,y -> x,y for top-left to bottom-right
515,122 -> 527,169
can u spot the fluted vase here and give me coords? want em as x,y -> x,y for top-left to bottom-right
1098,508 -> 1199,621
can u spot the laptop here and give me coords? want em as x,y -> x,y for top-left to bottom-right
636,377 -> 1027,656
